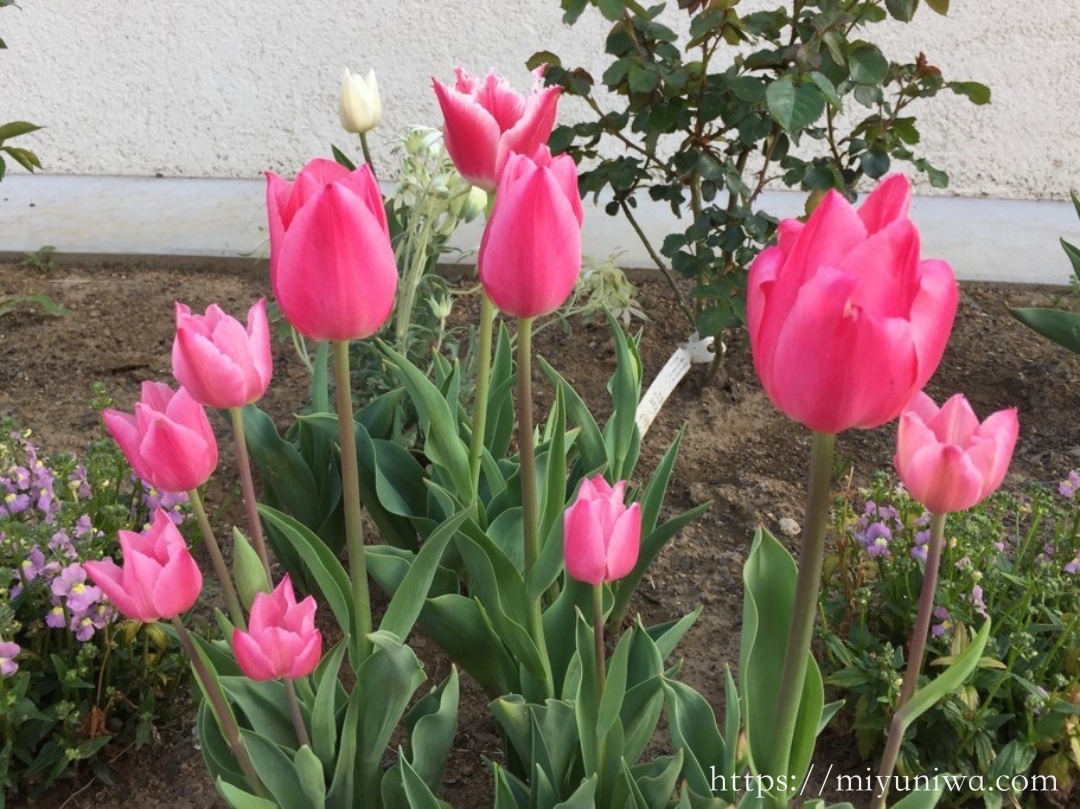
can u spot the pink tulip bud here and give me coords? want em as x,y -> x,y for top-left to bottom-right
895,391 -> 1019,514
103,381 -> 218,494
172,299 -> 273,409
433,66 -> 561,191
84,508 -> 203,623
748,174 -> 959,433
266,158 -> 397,342
231,575 -> 322,681
478,147 -> 583,319
563,476 -> 642,586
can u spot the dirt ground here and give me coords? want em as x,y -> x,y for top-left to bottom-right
2,259 -> 1079,808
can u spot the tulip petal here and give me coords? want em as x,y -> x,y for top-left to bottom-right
972,408 -> 1019,495
564,500 -> 606,585
102,409 -> 153,482
288,630 -> 323,679
247,299 -> 273,394
768,267 -> 917,432
433,79 -> 501,189
274,182 -> 398,341
929,394 -> 980,446
856,174 -> 911,234
839,219 -> 921,318
904,443 -> 986,514
83,559 -> 143,622
232,629 -> 279,681
174,326 -> 249,408
152,545 -> 202,619
126,549 -> 167,622
909,258 -> 959,390
139,417 -> 216,493
497,84 -> 561,181
479,168 -> 581,318
605,503 -> 641,582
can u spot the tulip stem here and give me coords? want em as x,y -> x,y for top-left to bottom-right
171,616 -> 266,798
332,340 -> 373,665
770,430 -> 835,795
359,132 -> 376,180
284,677 -> 310,748
516,316 -> 551,697
188,488 -> 246,630
873,511 -> 947,809
469,294 -> 496,498
593,583 -> 606,696
229,407 -> 273,582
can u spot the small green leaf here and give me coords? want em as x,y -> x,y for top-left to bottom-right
0,121 -> 42,141
925,0 -> 949,12
330,144 -> 356,170
766,76 -> 826,132
597,0 -> 627,22
885,0 -> 916,21
947,81 -> 991,105
848,42 -> 888,86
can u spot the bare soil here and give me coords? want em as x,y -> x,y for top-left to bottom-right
2,260 -> 1078,808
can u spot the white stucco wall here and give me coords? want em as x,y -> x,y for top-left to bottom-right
4,0 -> 1080,200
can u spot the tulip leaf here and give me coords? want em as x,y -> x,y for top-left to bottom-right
216,776 -> 279,809
598,627 -> 633,739
766,76 -> 826,132
380,506 -> 474,639
538,356 -> 607,481
293,745 -> 328,809
1008,307 -> 1080,355
602,311 -> 643,481
538,386 -> 569,567
257,505 -> 355,662
420,593 -> 520,699
326,682 -> 362,809
486,323 -> 517,459
621,676 -> 665,766
895,618 -> 991,729
198,701 -> 246,790
644,607 -> 702,662
311,640 -> 348,771
890,787 -> 946,808
355,633 -> 427,807
221,677 -> 300,748
365,545 -> 458,600
400,668 -> 459,794
662,677 -> 727,798
398,752 -> 444,809
559,774 -> 599,807
380,341 -> 473,497
240,729 -> 309,808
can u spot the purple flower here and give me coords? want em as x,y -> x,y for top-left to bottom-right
52,564 -> 102,612
45,604 -> 67,629
73,514 -> 97,539
68,466 -> 91,499
855,521 -> 893,558
2,491 -> 31,516
969,585 -> 988,619
0,641 -> 19,677
18,545 -> 59,585
48,529 -> 76,559
932,606 -> 953,638
1060,471 -> 1080,499
70,613 -> 97,642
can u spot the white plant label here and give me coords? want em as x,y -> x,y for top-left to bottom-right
635,333 -> 721,436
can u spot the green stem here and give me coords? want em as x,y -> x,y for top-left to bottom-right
230,407 -> 273,581
188,487 -> 245,630
873,512 -> 947,808
593,584 -> 606,696
469,294 -> 496,497
332,340 -> 372,663
517,317 -> 551,697
359,132 -> 377,180
284,678 -> 310,747
770,430 -> 836,792
171,617 -> 266,797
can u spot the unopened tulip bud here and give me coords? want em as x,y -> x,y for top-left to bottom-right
462,185 -> 488,223
339,68 -> 382,134
233,527 -> 271,610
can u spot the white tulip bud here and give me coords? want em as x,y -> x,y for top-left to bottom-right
339,68 -> 382,134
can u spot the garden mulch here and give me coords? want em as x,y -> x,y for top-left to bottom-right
2,259 -> 1079,808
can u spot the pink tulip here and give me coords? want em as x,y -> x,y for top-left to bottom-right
172,299 -> 273,409
231,575 -> 322,681
747,174 -> 958,434
266,158 -> 397,342
478,147 -> 583,318
564,476 -> 642,586
433,66 -> 561,191
103,381 -> 218,494
895,391 -> 1018,514
84,508 -> 202,623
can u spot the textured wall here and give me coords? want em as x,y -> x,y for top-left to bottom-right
5,0 -> 1079,199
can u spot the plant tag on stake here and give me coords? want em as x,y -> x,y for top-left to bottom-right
635,333 -> 721,436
